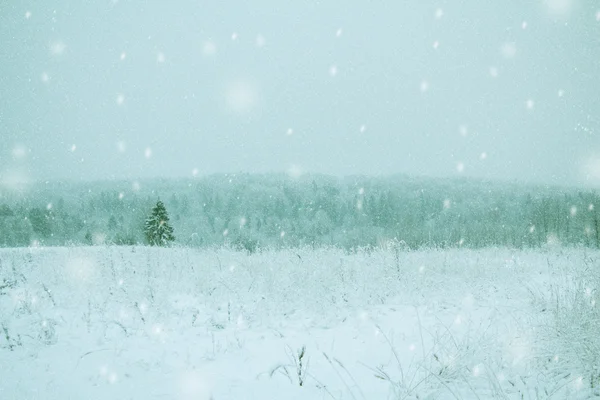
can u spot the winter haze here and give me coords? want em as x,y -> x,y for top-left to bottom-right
1,0 -> 599,185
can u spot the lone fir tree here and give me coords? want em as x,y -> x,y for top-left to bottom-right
144,200 -> 175,246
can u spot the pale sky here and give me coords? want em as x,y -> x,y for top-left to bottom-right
1,0 -> 599,186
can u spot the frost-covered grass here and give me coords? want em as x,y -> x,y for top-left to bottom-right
0,245 -> 598,399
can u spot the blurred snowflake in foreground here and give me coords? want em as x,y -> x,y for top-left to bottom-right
420,80 -> 429,92
116,94 -> 125,105
256,34 -> 266,48
435,8 -> 443,19
202,40 -> 217,56
500,42 -> 517,59
329,65 -> 338,77
50,41 -> 66,55
489,66 -> 498,78
25,11 -> 31,19
526,99 -> 535,109
157,52 -> 166,63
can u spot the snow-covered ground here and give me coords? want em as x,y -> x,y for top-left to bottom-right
1,246 -> 598,399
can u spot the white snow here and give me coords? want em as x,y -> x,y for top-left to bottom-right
1,246 -> 598,399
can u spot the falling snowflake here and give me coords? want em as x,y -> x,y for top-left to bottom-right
596,10 -> 600,21
358,187 -> 364,195
435,8 -> 443,19
336,28 -> 343,37
202,40 -> 217,56
480,152 -> 487,160
570,206 -> 577,216
286,128 -> 293,136
223,229 -> 229,236
157,52 -> 165,63
50,41 -> 66,55
118,192 -> 124,200
145,147 -> 152,159
360,124 -> 366,133
239,217 -> 247,227
280,231 -> 285,238
420,80 -> 429,92
500,42 -> 517,59
526,99 -> 535,109
116,94 -> 125,105
456,162 -> 464,173
443,199 -> 451,209
489,66 -> 499,78
12,145 -> 27,159
120,52 -> 126,60
231,32 -> 238,40
329,65 -> 338,77
589,204 -> 594,211
288,164 -> 303,178
70,144 -> 76,152
41,72 -> 50,83
192,168 -> 199,176
529,225 -> 536,233
116,141 -> 127,153
459,125 -> 468,137
25,11 -> 31,19
256,34 -> 266,48
433,40 -> 440,49
558,89 -> 565,97
47,203 -> 53,210
522,21 -> 528,29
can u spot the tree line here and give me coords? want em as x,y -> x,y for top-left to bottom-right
0,174 -> 598,250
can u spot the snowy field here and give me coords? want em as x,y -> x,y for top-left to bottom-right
1,245 -> 599,399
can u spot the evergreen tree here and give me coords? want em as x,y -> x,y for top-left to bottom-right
144,200 -> 175,246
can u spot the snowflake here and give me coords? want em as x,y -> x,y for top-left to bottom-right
336,28 -> 343,37
489,66 -> 499,78
280,231 -> 285,238
480,152 -> 487,160
558,89 -> 565,97
456,162 -> 464,173
192,168 -> 199,176
358,187 -> 364,195
329,65 -> 338,77
120,52 -> 126,60
144,147 -> 152,159
231,32 -> 238,40
500,42 -> 517,59
118,192 -> 124,200
360,124 -> 366,133
589,204 -> 594,211
157,52 -> 165,63
25,11 -> 31,19
70,144 -> 76,152
116,141 -> 126,153
522,21 -> 528,29
116,94 -> 125,105
433,40 -> 439,49
459,125 -> 468,137
256,34 -> 266,48
525,99 -> 534,109
570,206 -> 577,216
202,40 -> 217,56
443,199 -> 451,209
596,10 -> 600,21
286,128 -> 293,136
41,72 -> 50,83
435,8 -> 443,19
50,41 -> 66,55
420,80 -> 429,92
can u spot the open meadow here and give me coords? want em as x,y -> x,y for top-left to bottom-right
1,245 -> 599,399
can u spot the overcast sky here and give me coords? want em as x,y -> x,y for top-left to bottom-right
1,0 -> 599,186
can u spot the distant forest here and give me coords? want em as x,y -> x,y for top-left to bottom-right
0,174 -> 599,250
